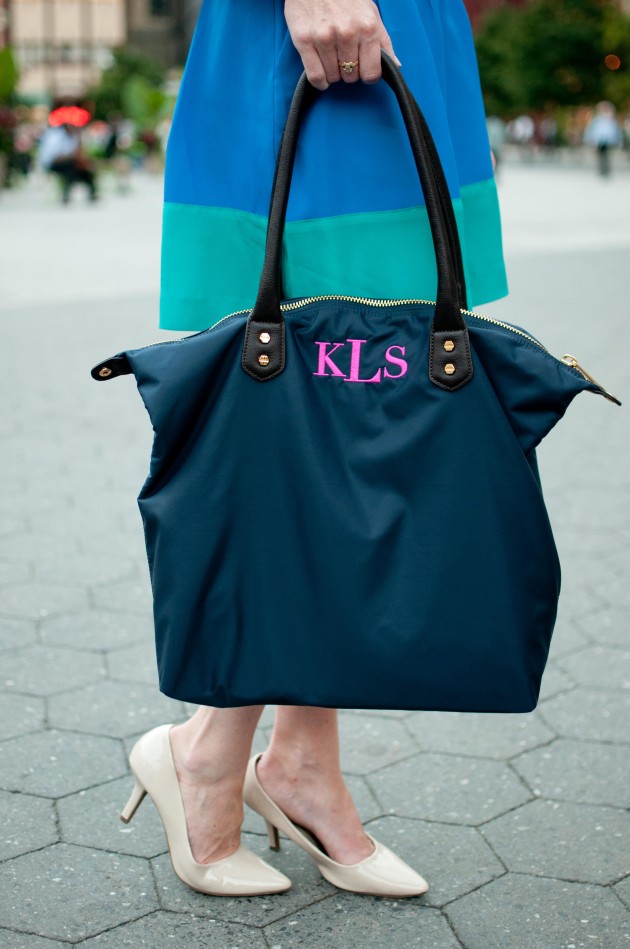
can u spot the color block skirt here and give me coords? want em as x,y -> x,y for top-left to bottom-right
160,0 -> 508,332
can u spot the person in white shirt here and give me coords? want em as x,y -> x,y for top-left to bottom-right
584,101 -> 623,177
37,123 -> 98,203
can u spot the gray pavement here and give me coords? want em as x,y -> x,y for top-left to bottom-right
0,163 -> 629,948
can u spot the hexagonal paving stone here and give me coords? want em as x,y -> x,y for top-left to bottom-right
0,532 -> 81,562
513,738 -> 630,808
363,815 -> 504,908
80,530 -> 149,566
264,893 -> 460,949
0,933 -> 65,948
574,605 -> 629,648
0,617 -> 37,651
0,692 -> 45,741
34,553 -> 137,588
594,573 -> 630,612
0,511 -> 28,536
0,843 -> 158,942
405,711 -> 554,760
35,506 -> 124,539
80,911 -> 268,948
107,642 -> 158,686
0,729 -> 127,797
555,576 -> 607,622
40,609 -> 153,651
446,873 -> 630,949
0,582 -> 89,622
367,753 -> 531,825
0,790 -> 57,860
538,662 -> 575,701
0,561 -> 31,586
556,527 -> 627,558
337,713 -> 419,775
538,688 -> 630,743
58,776 -> 167,859
481,799 -> 630,884
48,681 -> 182,739
549,488 -> 630,531
557,646 -> 630,690
152,834 -> 335,927
2,644 -> 106,696
546,620 -> 591,659
614,875 -> 630,910
91,578 -> 152,614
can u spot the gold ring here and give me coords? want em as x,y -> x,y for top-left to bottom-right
338,60 -> 359,73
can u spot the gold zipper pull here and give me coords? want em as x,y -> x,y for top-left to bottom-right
561,355 -> 621,406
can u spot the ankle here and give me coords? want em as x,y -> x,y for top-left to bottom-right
259,746 -> 344,791
170,724 -> 244,789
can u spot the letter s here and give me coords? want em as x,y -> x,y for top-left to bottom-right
383,345 -> 408,379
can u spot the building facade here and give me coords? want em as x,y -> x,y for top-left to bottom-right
7,0 -> 126,100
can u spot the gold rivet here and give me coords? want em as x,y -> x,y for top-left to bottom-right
443,340 -> 455,353
259,331 -> 271,344
98,367 -> 112,378
258,354 -> 270,366
444,363 -> 456,376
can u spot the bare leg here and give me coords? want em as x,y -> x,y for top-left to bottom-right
170,705 -> 263,863
256,706 -> 374,864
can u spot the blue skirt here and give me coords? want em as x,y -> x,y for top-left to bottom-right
160,0 -> 508,332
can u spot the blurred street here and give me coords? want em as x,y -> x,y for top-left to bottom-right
0,162 -> 629,948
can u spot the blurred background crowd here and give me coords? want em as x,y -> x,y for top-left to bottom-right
0,0 -> 629,202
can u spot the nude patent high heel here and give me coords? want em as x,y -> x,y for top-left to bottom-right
243,753 -> 429,898
121,725 -> 291,896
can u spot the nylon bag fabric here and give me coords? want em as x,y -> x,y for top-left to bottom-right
93,55 -> 618,712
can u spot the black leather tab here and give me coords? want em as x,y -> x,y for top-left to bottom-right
429,328 -> 473,391
91,355 -> 132,381
241,320 -> 286,382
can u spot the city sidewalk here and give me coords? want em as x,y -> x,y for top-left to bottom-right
0,164 -> 628,948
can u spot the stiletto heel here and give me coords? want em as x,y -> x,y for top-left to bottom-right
123,725 -> 291,896
244,753 -> 428,898
266,819 -> 281,851
120,779 -> 147,824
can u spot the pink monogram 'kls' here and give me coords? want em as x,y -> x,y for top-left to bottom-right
313,339 -> 408,383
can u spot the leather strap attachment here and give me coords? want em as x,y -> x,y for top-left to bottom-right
91,355 -> 132,381
429,330 -> 473,391
241,320 -> 286,381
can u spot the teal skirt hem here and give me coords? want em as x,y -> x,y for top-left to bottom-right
159,177 -> 508,333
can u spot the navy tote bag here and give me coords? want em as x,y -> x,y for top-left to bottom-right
92,53 -> 619,712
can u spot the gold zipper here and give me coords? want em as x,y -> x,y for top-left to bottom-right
147,296 -> 617,401
219,294 -> 550,352
147,294 -> 546,353
561,355 -> 621,404
287,295 -> 549,351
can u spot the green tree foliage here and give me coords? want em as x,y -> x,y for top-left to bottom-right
86,46 -> 165,120
0,47 -> 20,103
475,0 -> 630,115
122,75 -> 168,130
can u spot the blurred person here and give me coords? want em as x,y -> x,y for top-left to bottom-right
104,115 -> 134,194
486,114 -> 506,175
510,113 -> 536,160
584,101 -> 622,177
539,115 -> 558,156
37,122 -> 98,203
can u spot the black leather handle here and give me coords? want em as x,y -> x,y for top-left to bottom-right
242,51 -> 473,389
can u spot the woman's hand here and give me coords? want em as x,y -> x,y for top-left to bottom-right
284,0 -> 401,90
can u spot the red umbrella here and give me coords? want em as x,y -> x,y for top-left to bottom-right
48,105 -> 91,128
